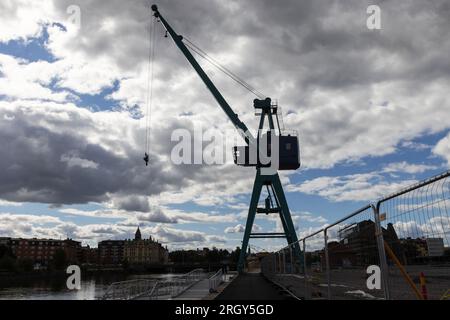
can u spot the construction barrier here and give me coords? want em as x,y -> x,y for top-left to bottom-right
261,170 -> 450,300
377,171 -> 450,300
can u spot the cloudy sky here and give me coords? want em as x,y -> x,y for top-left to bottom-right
0,0 -> 449,251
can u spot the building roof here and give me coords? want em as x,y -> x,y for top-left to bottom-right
135,226 -> 142,240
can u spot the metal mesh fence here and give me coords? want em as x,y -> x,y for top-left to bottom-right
261,243 -> 304,298
302,233 -> 326,299
261,251 -> 277,278
325,206 -> 384,300
378,172 -> 450,300
269,248 -> 306,299
260,170 -> 450,300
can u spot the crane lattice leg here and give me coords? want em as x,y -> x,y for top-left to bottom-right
237,170 -> 303,273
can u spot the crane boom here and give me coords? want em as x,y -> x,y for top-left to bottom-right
151,5 -> 255,146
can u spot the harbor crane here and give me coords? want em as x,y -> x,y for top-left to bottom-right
150,4 -> 302,272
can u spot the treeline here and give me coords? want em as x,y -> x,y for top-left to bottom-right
169,247 -> 241,265
0,245 -> 68,272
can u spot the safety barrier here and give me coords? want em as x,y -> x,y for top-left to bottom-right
209,269 -> 224,292
261,170 -> 450,300
101,268 -> 206,300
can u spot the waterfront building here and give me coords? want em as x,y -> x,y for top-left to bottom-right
98,240 -> 125,265
123,227 -> 169,265
79,245 -> 99,264
0,237 -> 81,266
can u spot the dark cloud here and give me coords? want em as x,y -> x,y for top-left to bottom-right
0,103 -> 198,205
137,208 -> 178,224
114,195 -> 149,212
0,102 -> 253,207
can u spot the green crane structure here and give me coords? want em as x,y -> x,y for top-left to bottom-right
151,4 -> 302,272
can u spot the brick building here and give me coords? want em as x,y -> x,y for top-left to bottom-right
98,240 -> 125,265
78,245 -> 99,264
321,220 -> 403,268
0,237 -> 81,266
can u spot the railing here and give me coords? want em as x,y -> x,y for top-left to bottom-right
101,278 -> 156,300
209,269 -> 224,293
261,170 -> 450,300
101,268 -> 206,300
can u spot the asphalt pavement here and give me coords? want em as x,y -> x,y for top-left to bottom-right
215,273 -> 291,300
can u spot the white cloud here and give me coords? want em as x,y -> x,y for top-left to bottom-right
59,205 -> 237,225
433,132 -> 450,167
224,223 -> 261,234
0,54 -> 72,102
382,161 -> 439,174
393,216 -> 450,244
61,152 -> 99,169
145,225 -> 208,244
0,212 -> 228,248
0,212 -> 65,240
401,141 -> 430,151
0,213 -> 61,225
224,224 -> 244,234
288,173 -> 417,202
0,1 -> 56,42
59,208 -> 127,219
294,211 -> 328,224
0,200 -> 23,207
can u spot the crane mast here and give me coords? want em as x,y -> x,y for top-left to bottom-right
151,4 -> 302,273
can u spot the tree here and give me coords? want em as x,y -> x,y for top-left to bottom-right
122,258 -> 129,270
53,249 -> 67,270
0,256 -> 17,272
230,247 -> 241,264
0,244 -> 17,272
0,244 -> 15,260
18,258 -> 34,272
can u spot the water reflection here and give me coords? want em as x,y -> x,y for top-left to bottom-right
0,273 -> 181,300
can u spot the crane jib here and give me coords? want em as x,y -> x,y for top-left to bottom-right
151,4 -> 255,146
150,4 -> 300,171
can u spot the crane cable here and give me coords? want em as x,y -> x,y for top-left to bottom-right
144,16 -> 157,164
184,38 -> 266,99
183,36 -> 266,100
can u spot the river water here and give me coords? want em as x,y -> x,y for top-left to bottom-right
0,273 -> 181,300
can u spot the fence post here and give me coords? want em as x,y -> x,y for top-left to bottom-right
372,203 -> 391,300
279,250 -> 282,274
290,245 -> 293,274
324,228 -> 331,300
280,250 -> 283,274
273,253 -> 276,276
273,253 -> 276,275
303,239 -> 308,299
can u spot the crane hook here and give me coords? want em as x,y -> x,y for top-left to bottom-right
164,30 -> 168,38
143,152 -> 149,166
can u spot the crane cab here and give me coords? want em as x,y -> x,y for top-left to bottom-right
278,133 -> 301,170
233,98 -> 300,171
233,133 -> 300,170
